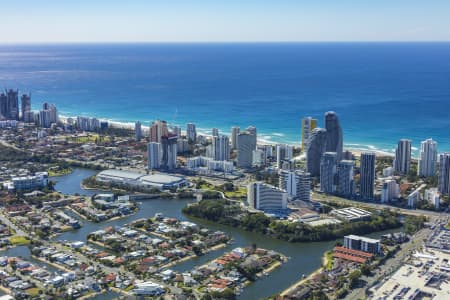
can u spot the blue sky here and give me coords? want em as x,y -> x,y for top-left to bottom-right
1,0 -> 450,43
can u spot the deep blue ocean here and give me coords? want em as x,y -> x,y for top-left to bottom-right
1,43 -> 450,154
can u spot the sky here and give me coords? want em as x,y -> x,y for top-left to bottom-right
1,0 -> 450,43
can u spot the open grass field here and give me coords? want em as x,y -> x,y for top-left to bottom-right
9,235 -> 31,245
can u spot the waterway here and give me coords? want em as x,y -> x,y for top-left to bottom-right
2,168 -> 400,299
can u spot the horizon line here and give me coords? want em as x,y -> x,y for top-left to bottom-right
1,40 -> 450,46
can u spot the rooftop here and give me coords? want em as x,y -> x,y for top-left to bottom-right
98,169 -> 143,180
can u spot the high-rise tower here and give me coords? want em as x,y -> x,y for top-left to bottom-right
360,152 -> 376,200
306,128 -> 327,176
394,139 -> 412,175
324,111 -> 343,160
418,138 -> 438,177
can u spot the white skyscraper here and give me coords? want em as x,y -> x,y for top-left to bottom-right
252,149 -> 265,167
39,103 -> 58,128
424,188 -> 440,208
301,117 -> 317,150
418,138 -> 438,177
212,128 -> 219,137
247,182 -> 287,210
276,144 -> 294,168
279,170 -> 311,201
394,139 -> 412,175
381,179 -> 399,203
147,142 -> 161,169
211,135 -> 230,161
231,126 -> 240,150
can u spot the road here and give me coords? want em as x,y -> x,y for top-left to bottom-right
0,212 -> 27,236
312,192 -> 444,219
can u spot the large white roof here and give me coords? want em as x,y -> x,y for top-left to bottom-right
98,169 -> 143,180
140,173 -> 185,185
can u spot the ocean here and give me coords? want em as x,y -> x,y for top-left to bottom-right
1,42 -> 450,155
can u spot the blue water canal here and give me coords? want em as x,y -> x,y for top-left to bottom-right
2,168 -> 398,299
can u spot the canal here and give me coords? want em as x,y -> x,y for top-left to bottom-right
3,168 -> 400,299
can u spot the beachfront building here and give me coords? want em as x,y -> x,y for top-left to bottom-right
393,139 -> 412,175
76,116 -> 100,132
147,142 -> 161,169
337,160 -> 355,197
360,152 -> 376,200
276,144 -> 294,168
237,127 -> 257,168
418,138 -> 438,177
306,128 -> 327,177
279,169 -> 311,201
186,123 -> 197,143
343,235 -> 381,255
438,153 -> 450,196
212,128 -> 219,137
247,182 -> 287,211
20,93 -> 31,121
325,111 -> 343,160
301,116 -> 318,150
135,121 -> 142,141
39,103 -> 58,128
320,152 -> 337,194
381,179 -> 399,203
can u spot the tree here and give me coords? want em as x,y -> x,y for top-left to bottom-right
360,264 -> 371,276
192,245 -> 203,256
348,270 -> 361,289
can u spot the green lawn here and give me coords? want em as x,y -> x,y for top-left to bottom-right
48,167 -> 72,177
67,134 -> 111,144
9,235 -> 31,245
26,287 -> 42,297
325,251 -> 334,271
224,187 -> 247,199
199,183 -> 214,190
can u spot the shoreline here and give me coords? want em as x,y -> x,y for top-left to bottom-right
279,251 -> 329,297
59,115 -> 404,156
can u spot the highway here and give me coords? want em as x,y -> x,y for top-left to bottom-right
312,192 -> 445,219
